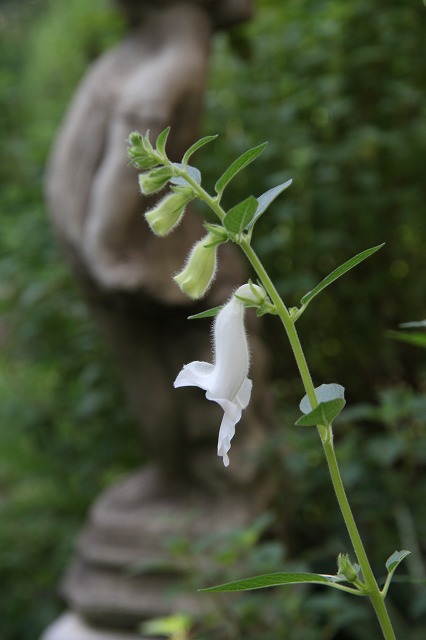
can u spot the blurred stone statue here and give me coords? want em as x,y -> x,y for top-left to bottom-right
42,1 -> 274,638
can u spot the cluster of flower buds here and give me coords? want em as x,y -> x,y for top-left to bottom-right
128,129 -> 276,467
127,131 -> 160,170
128,129 -> 228,299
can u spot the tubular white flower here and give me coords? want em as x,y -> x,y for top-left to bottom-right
174,285 -> 254,467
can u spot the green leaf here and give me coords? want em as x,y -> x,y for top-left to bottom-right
387,330 -> 426,349
300,244 -> 385,308
156,126 -> 171,156
399,320 -> 426,328
300,383 -> 345,414
170,163 -> 201,187
199,571 -> 342,593
223,196 -> 258,235
188,305 -> 223,320
182,135 -> 218,166
296,398 -> 346,427
215,142 -> 268,195
247,179 -> 292,230
386,550 -> 411,574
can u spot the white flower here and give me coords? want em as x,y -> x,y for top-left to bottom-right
174,284 -> 263,467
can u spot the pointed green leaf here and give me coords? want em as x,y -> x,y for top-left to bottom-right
387,331 -> 426,349
300,383 -> 345,414
386,550 -> 411,574
247,180 -> 292,230
296,398 -> 346,427
215,142 -> 268,195
399,320 -> 426,328
224,196 -> 258,235
188,305 -> 223,320
170,163 -> 201,187
300,244 -> 385,308
199,571 -> 343,593
182,135 -> 218,166
155,126 -> 171,156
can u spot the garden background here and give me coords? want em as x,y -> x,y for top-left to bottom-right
0,0 -> 425,638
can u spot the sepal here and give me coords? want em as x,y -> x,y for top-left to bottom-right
138,167 -> 173,195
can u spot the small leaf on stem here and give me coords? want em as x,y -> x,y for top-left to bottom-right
247,179 -> 293,230
300,244 -> 385,308
215,142 -> 268,196
170,163 -> 202,187
300,383 -> 345,414
199,571 -> 344,593
385,550 -> 411,574
156,127 -> 171,156
182,135 -> 218,166
224,196 -> 258,236
387,330 -> 426,349
188,305 -> 223,320
296,398 -> 346,427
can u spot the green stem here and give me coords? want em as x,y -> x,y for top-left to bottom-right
240,240 -> 318,410
171,163 -> 226,222
322,441 -> 396,640
240,239 -> 396,640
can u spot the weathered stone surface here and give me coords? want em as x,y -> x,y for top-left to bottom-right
60,465 -> 270,627
41,612 -> 151,640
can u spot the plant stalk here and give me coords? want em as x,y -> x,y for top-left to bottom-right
240,240 -> 396,640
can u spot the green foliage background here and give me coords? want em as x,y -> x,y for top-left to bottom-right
0,0 -> 425,638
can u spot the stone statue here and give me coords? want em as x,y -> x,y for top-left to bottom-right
42,1 -> 273,638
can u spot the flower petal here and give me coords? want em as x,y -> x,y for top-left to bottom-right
235,377 -> 252,410
210,390 -> 251,467
217,404 -> 238,467
174,361 -> 214,391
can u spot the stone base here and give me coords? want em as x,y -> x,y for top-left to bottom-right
61,467 -> 261,627
40,612 -> 154,640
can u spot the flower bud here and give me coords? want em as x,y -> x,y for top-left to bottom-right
138,167 -> 173,195
174,233 -> 218,299
127,131 -> 158,170
145,186 -> 194,236
337,553 -> 359,583
235,282 -> 267,305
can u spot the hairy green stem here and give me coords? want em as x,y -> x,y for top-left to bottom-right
240,239 -> 396,640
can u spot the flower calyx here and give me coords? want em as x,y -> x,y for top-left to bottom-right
127,130 -> 160,170
337,553 -> 361,584
234,282 -> 274,317
138,166 -> 173,195
204,223 -> 229,246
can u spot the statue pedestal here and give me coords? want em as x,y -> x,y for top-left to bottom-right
40,612 -> 150,640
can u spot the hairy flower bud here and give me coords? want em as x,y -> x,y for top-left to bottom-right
127,131 -> 159,170
174,232 -> 218,299
235,283 -> 267,305
138,167 -> 173,195
337,553 -> 359,583
145,186 -> 194,236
